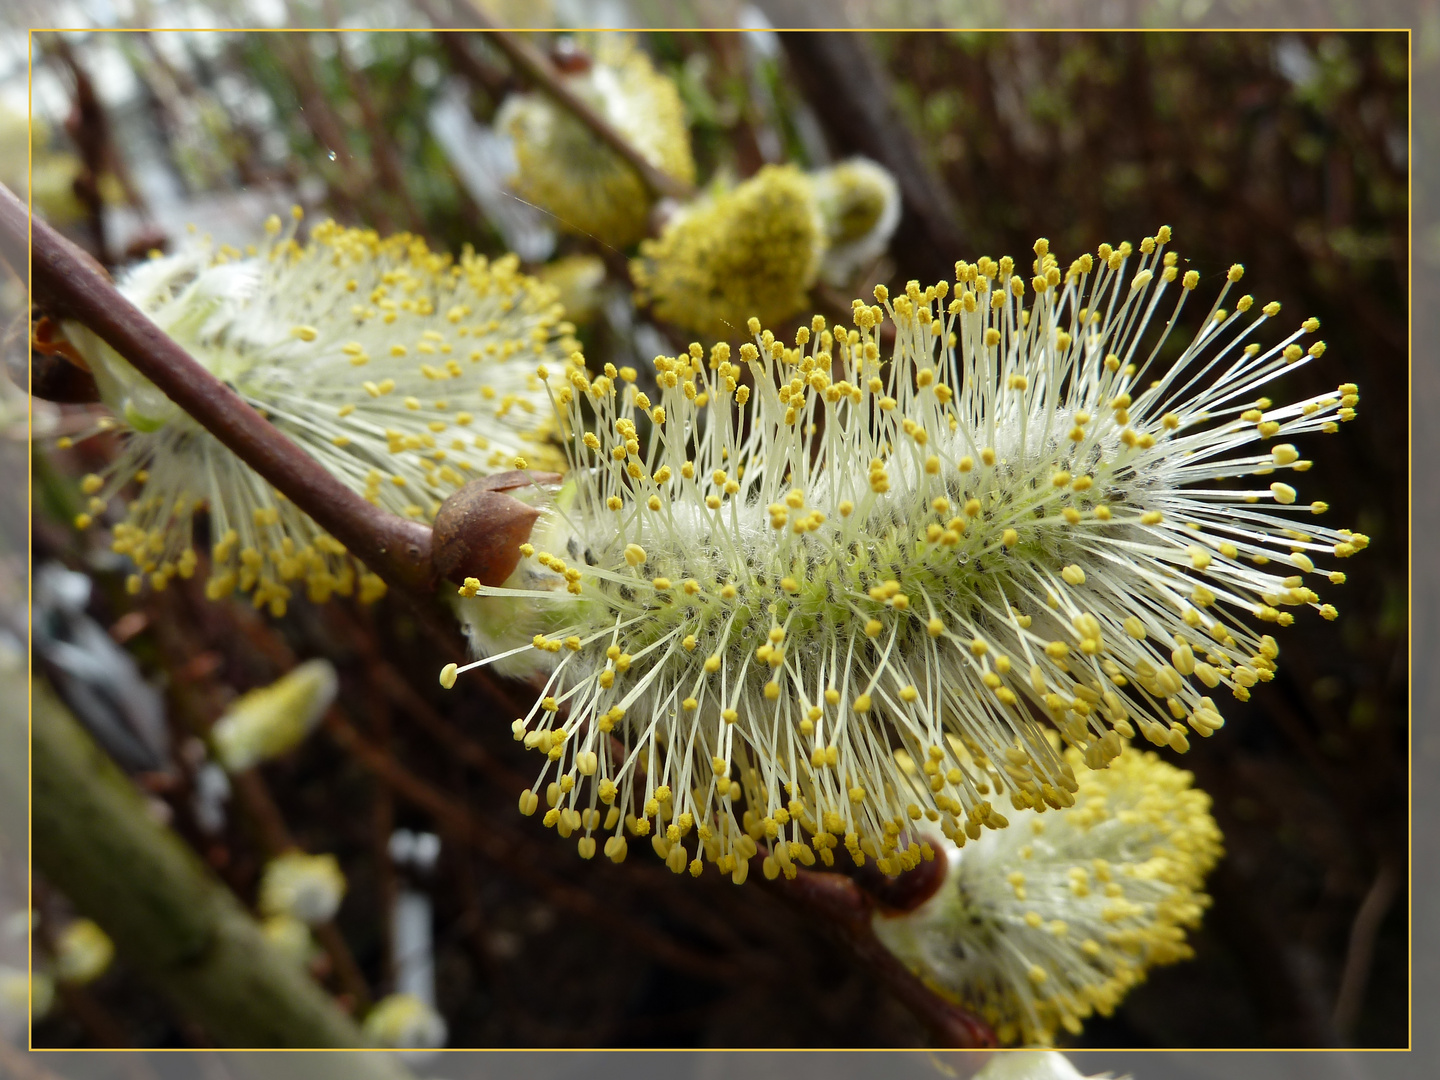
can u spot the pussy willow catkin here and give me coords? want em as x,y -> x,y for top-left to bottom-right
499,35 -> 695,250
874,741 -> 1222,1045
62,208 -> 575,615
454,228 -> 1361,882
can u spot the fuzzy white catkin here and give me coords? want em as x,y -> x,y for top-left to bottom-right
258,852 -> 346,926
364,992 -> 447,1054
62,210 -> 576,615
210,659 -> 337,772
454,230 -> 1360,887
54,919 -> 114,985
873,742 -> 1221,1046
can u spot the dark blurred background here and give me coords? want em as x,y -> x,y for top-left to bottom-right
13,14 -> 1408,1052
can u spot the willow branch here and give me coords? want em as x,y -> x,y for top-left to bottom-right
1332,859 -> 1401,1036
449,9 -> 696,202
0,181 -> 435,593
418,0 -> 512,103
759,861 -> 996,1048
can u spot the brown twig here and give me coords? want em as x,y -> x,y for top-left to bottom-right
39,35 -> 144,267
228,771 -> 296,858
310,922 -> 373,1017
757,860 -> 996,1049
448,9 -> 695,202
0,181 -> 436,594
419,2 -> 513,105
326,24 -> 429,237
372,660 -> 528,790
270,36 -> 390,233
48,978 -> 137,1054
145,587 -> 375,1016
708,34 -> 770,179
319,597 -> 529,790
1331,859 -> 1400,1037
445,822 -> 511,1004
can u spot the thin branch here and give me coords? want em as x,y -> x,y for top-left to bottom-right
229,771 -> 296,858
322,18 -> 431,237
1332,859 -> 1400,1037
270,36 -> 391,234
370,655 -> 529,791
418,1 -> 513,104
758,860 -> 996,1049
445,10 -> 696,202
0,181 -> 436,593
146,587 -> 375,1016
39,35 -> 139,267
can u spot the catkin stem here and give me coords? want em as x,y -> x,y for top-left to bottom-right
759,858 -> 997,1048
451,12 -> 697,202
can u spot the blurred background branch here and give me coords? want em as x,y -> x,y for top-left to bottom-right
457,4 -> 699,201
28,675 -> 407,1064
